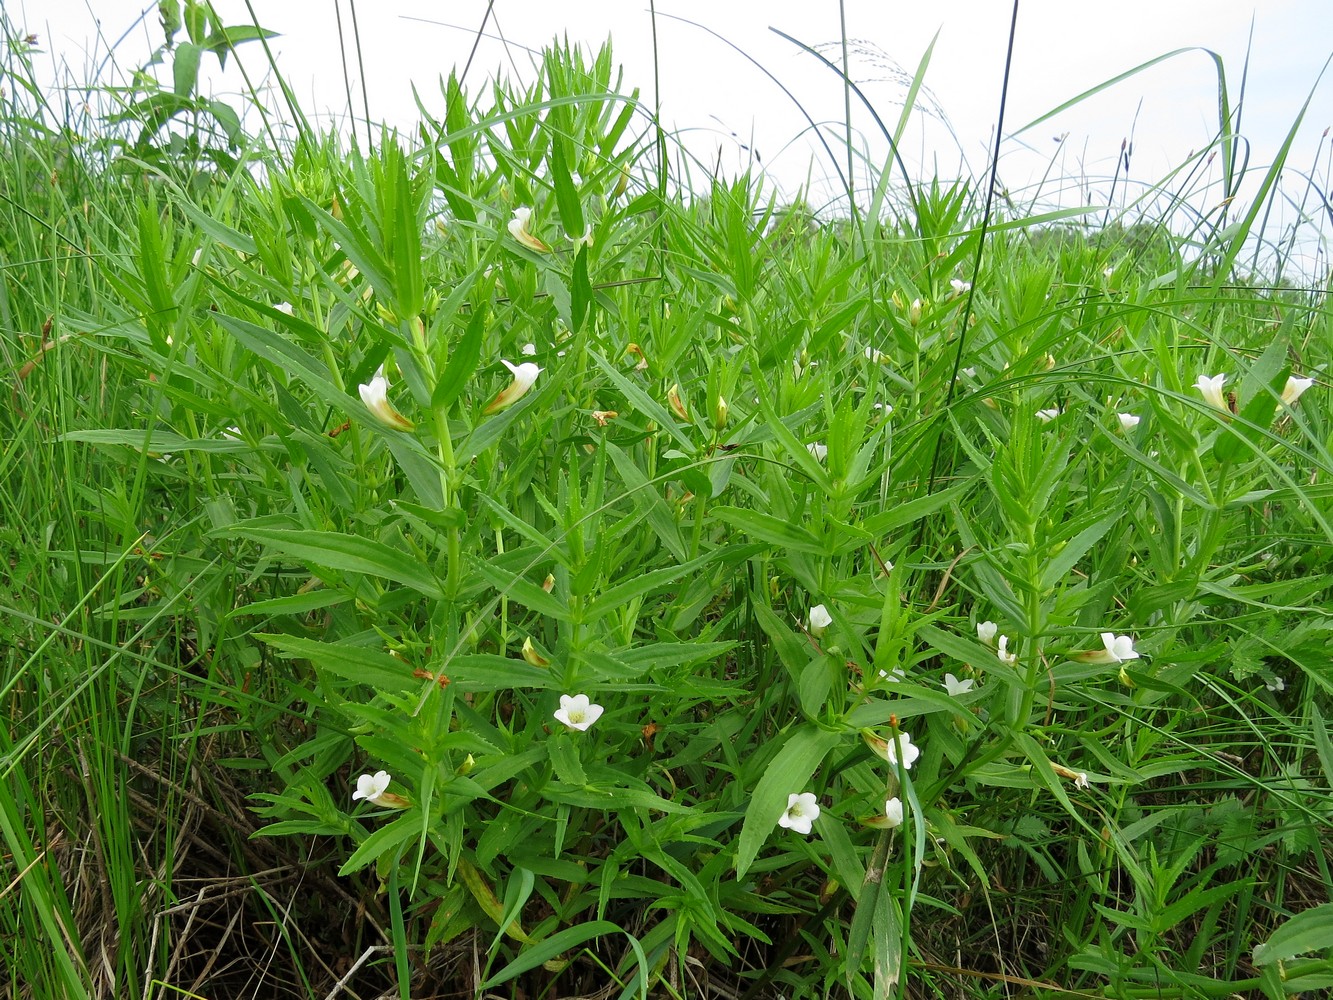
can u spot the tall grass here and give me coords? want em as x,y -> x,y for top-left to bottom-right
2,4 -> 1331,999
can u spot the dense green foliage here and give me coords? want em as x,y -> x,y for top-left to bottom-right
3,6 -> 1332,998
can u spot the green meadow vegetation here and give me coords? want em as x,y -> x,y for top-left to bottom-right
3,3 -> 1332,997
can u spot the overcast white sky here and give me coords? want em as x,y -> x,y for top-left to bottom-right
16,1 -> 1333,272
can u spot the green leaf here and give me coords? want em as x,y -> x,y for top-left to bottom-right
482,920 -> 645,990
259,634 -> 417,691
710,506 -> 825,555
431,300 -> 485,412
735,725 -> 841,879
584,549 -> 723,622
1040,510 -> 1120,591
172,41 -> 202,97
444,654 -> 554,692
570,247 -> 592,332
228,525 -> 443,598
549,136 -> 585,239
547,733 -> 587,786
1253,902 -> 1333,965
338,812 -> 422,875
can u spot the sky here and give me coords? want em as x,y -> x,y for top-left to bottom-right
14,1 -> 1333,274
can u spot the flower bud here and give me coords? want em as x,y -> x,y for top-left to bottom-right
521,636 -> 550,667
713,395 -> 729,431
667,383 -> 689,421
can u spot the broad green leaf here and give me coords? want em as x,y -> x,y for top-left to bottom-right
735,725 -> 842,879
1253,902 -> 1333,965
229,526 -> 443,598
259,634 -> 417,692
710,506 -> 825,555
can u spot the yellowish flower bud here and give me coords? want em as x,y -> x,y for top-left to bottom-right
521,636 -> 550,667
667,383 -> 689,422
713,395 -> 729,431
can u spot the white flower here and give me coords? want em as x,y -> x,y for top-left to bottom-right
777,792 -> 820,835
807,442 -> 828,462
977,620 -> 997,645
520,342 -> 537,356
1265,676 -> 1286,693
1194,373 -> 1228,412
553,693 -> 604,732
961,367 -> 977,379
1100,632 -> 1139,663
274,301 -> 294,315
1117,412 -> 1141,431
942,672 -> 974,696
507,207 -> 549,252
358,367 -> 416,432
908,298 -> 923,325
1103,266 -> 1114,278
1036,408 -> 1062,423
1074,772 -> 1090,789
997,635 -> 1017,666
878,666 -> 906,683
864,346 -> 889,364
872,401 -> 893,415
1281,375 -> 1313,406
352,770 -> 392,804
222,425 -> 243,441
864,730 -> 920,770
883,796 -> 905,828
950,278 -> 971,295
484,359 -> 542,414
808,604 -> 832,637
568,224 -> 594,249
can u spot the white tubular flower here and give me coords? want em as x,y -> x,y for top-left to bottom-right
883,796 -> 905,828
942,673 -> 974,696
553,693 -> 604,732
1281,375 -> 1313,406
484,359 -> 542,415
777,792 -> 820,835
864,730 -> 920,770
808,604 -> 832,637
568,224 -> 594,249
977,620 -> 998,645
1036,408 -> 1062,423
1194,373 -> 1228,412
1117,413 -> 1141,431
507,207 -> 549,252
358,368 -> 416,431
352,770 -> 392,804
996,635 -> 1017,666
807,442 -> 828,462
949,278 -> 971,296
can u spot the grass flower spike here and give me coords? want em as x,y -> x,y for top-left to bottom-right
507,206 -> 549,252
1194,373 -> 1228,411
777,792 -> 820,835
484,359 -> 542,414
1281,375 -> 1313,406
358,367 -> 416,431
553,693 -> 603,732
